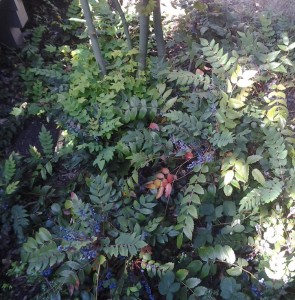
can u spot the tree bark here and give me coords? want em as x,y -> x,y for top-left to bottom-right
112,0 -> 132,50
137,0 -> 150,75
153,0 -> 165,61
80,0 -> 107,76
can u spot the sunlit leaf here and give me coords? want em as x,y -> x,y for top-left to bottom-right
252,168 -> 265,185
236,78 -> 254,88
224,170 -> 234,185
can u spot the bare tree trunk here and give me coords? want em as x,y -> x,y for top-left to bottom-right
80,0 -> 107,76
153,0 -> 165,61
112,0 -> 132,50
137,0 -> 150,76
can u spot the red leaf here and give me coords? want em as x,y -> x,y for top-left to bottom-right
161,178 -> 168,188
185,152 -> 194,160
161,167 -> 170,174
149,122 -> 160,131
196,68 -> 204,76
140,245 -> 152,255
165,183 -> 172,198
156,173 -> 165,179
167,173 -> 174,183
68,285 -> 74,296
75,280 -> 80,290
156,186 -> 164,199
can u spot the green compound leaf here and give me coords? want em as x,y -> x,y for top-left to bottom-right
3,154 -> 16,183
39,125 -> 54,157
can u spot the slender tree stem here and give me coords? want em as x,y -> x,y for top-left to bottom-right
80,0 -> 107,76
137,0 -> 150,76
153,0 -> 166,61
112,0 -> 132,50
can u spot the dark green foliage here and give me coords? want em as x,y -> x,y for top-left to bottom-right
39,126 -> 54,157
11,205 -> 29,242
22,228 -> 65,273
2,1 -> 295,299
3,154 -> 16,183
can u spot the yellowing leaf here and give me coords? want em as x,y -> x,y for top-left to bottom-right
230,71 -> 238,84
154,179 -> 162,188
277,84 -> 286,91
156,186 -> 164,199
228,98 -> 245,109
236,64 -> 242,77
235,160 -> 249,182
227,79 -> 233,93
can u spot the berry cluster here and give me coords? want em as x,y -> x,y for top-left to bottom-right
80,246 -> 97,260
65,119 -> 81,134
59,227 -> 87,242
1,201 -> 8,209
174,139 -> 190,151
251,284 -> 263,298
106,270 -> 113,279
140,277 -> 154,300
109,282 -> 117,290
93,222 -> 100,234
89,207 -> 105,235
97,269 -> 117,292
187,151 -> 214,170
210,103 -> 217,113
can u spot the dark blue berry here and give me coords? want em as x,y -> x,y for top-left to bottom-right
106,270 -> 113,280
42,268 -> 53,277
109,282 -> 117,290
80,246 -> 97,260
